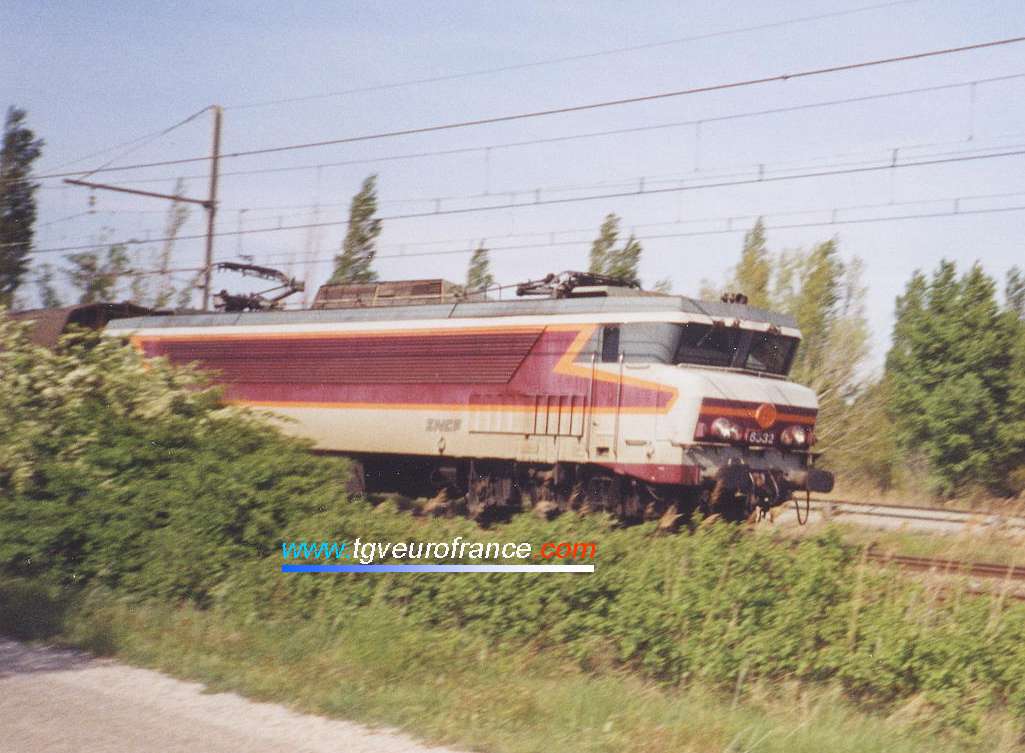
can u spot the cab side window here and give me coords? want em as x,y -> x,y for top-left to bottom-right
601,325 -> 621,363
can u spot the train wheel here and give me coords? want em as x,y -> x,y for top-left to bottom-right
467,465 -> 519,524
583,473 -> 619,515
567,481 -> 587,512
346,457 -> 367,497
708,478 -> 749,522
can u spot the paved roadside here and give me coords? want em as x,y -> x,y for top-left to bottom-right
0,638 -> 465,753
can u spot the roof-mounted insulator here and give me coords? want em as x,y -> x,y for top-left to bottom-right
516,271 -> 641,298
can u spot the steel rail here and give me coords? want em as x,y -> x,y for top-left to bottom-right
865,551 -> 1025,580
804,497 -> 1025,531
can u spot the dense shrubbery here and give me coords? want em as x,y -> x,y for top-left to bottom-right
217,507 -> 1025,737
2,312 -> 1025,738
0,316 -> 350,601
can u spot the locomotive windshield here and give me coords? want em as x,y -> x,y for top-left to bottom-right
744,330 -> 797,374
672,323 -> 796,375
674,324 -> 743,368
595,322 -> 798,375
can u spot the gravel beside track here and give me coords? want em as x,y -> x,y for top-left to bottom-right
774,497 -> 1025,534
0,639 -> 466,753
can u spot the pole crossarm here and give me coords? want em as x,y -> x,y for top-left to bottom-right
62,105 -> 223,311
62,178 -> 212,208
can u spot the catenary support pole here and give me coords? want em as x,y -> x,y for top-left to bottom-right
202,105 -> 223,311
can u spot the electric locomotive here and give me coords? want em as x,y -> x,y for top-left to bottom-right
104,271 -> 833,522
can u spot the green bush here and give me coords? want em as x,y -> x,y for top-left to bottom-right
0,316 -> 350,602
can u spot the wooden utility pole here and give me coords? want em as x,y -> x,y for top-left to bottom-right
201,105 -> 222,311
63,105 -> 224,311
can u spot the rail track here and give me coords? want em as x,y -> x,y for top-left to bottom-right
865,551 -> 1025,580
774,496 -> 1025,535
864,550 -> 1025,600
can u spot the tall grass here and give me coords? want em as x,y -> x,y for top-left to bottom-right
3,579 -> 1018,753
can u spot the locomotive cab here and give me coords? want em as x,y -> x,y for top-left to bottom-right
577,310 -> 833,520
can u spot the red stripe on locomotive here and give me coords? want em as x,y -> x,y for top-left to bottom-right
134,325 -> 677,413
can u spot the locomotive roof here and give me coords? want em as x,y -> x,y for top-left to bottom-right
106,294 -> 798,332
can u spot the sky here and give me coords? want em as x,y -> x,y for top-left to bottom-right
3,0 -> 1025,368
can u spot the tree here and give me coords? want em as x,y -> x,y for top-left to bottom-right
1007,266 -> 1025,320
728,218 -> 771,307
588,213 -> 642,285
65,244 -> 130,304
0,107 -> 44,307
652,277 -> 673,294
773,242 -> 871,468
176,280 -> 196,310
783,240 -> 847,383
588,213 -> 618,277
466,242 -> 494,293
885,261 -> 1022,495
34,263 -> 62,308
826,377 -> 900,490
606,234 -> 642,285
151,180 -> 190,308
697,278 -> 720,300
128,180 -> 190,308
329,175 -> 381,284
1007,311 -> 1025,495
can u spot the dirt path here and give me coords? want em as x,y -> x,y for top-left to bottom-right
0,638 -> 466,753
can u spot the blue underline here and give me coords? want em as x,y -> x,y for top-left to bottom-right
281,564 -> 594,573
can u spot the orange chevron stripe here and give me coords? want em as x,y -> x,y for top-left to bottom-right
550,324 -> 678,412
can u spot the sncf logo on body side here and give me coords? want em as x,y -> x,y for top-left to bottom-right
426,418 -> 462,432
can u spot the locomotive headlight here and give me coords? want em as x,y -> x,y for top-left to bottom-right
710,417 -> 741,442
781,425 -> 808,447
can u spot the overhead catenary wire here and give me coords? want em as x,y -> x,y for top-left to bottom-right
43,72 -> 1025,193
27,133 -> 1025,242
37,107 -> 212,177
37,135 -> 1025,251
75,107 -> 212,181
32,181 -> 1025,302
42,198 -> 1025,283
36,210 -> 95,229
22,146 -> 1025,257
33,134 -> 1025,248
47,133 -> 1024,229
35,1 -> 924,177
18,35 -> 1025,185
222,136 -> 1025,217
114,266 -> 207,280
25,182 -> 1025,260
264,203 -> 1025,265
81,201 -> 1025,280
224,0 -> 923,110
247,186 -> 1025,262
